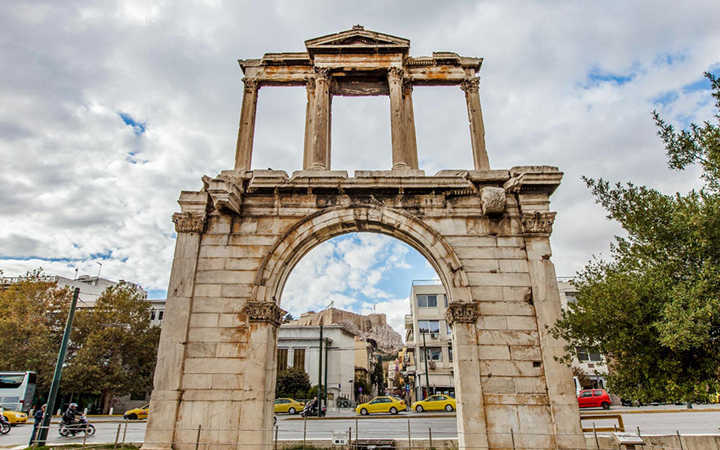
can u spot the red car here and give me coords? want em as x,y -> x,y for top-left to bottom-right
577,389 -> 611,409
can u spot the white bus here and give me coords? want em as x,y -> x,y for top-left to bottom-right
0,371 -> 37,412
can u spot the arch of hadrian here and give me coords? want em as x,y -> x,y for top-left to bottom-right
143,26 -> 586,449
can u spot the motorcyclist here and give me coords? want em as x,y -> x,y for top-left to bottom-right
62,403 -> 80,424
302,397 -> 318,416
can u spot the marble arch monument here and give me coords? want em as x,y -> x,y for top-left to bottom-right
143,26 -> 586,449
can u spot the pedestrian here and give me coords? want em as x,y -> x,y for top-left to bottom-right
29,404 -> 46,446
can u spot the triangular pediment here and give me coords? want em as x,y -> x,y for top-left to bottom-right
305,25 -> 409,54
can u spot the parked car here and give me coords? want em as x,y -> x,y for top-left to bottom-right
123,404 -> 149,420
2,410 -> 28,425
273,398 -> 305,415
411,394 -> 456,413
355,396 -> 407,415
578,389 -> 611,409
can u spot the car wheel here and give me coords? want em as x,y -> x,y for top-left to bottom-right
390,407 -> 398,415
288,407 -> 296,415
415,405 -> 424,413
445,404 -> 454,412
601,402 -> 610,410
127,413 -> 138,420
360,408 -> 368,416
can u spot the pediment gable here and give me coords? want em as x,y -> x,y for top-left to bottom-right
305,25 -> 409,54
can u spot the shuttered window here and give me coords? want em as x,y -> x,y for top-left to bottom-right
277,348 -> 288,370
293,348 -> 305,369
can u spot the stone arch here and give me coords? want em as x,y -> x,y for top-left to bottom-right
252,204 -> 471,307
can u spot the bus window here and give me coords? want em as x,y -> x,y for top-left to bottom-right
0,371 -> 36,412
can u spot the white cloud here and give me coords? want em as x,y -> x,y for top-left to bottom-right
1,1 -> 719,297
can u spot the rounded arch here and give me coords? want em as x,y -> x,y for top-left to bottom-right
253,204 -> 471,306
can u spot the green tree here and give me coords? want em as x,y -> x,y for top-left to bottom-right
370,358 -> 385,395
275,367 -> 311,398
63,284 -> 161,412
0,270 -> 72,397
551,73 -> 720,403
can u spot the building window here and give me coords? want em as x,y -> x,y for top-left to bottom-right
418,320 -> 440,333
417,295 -> 437,308
446,321 -> 452,336
566,294 -> 578,304
158,311 -> 164,320
444,295 -> 448,307
277,348 -> 288,370
420,347 -> 442,362
150,310 -> 155,321
448,346 -> 453,362
293,348 -> 305,370
576,347 -> 602,362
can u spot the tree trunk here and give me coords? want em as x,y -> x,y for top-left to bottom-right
101,391 -> 113,414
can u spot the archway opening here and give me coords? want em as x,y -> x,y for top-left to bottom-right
271,231 -> 459,435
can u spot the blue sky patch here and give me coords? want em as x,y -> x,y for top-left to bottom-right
584,67 -> 636,88
652,90 -> 679,106
118,112 -> 146,135
147,289 -> 167,299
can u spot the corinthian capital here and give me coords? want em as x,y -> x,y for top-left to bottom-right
314,67 -> 331,80
446,302 -> 480,326
172,212 -> 206,233
242,77 -> 259,93
521,211 -> 557,236
460,77 -> 480,93
388,66 -> 404,80
402,78 -> 413,95
243,301 -> 287,327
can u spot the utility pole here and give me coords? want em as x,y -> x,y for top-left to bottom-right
324,337 -> 329,413
35,288 -> 79,446
318,322 -> 323,412
421,329 -> 431,399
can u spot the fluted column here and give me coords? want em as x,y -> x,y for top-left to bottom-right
402,80 -> 419,169
388,67 -> 410,170
309,68 -> 331,170
302,78 -> 316,169
460,77 -> 490,170
234,78 -> 259,171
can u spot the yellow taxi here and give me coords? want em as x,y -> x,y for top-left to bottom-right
412,394 -> 456,413
355,396 -> 407,415
273,398 -> 305,415
123,404 -> 149,420
2,410 -> 28,424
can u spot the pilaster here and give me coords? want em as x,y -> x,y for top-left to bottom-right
234,78 -> 259,171
461,78 -> 490,170
402,80 -> 419,169
143,197 -> 208,450
302,78 -> 316,170
447,302 -> 490,450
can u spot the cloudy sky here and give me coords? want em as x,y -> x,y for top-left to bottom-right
1,1 -> 718,334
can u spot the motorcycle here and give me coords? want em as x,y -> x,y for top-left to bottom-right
0,415 -> 10,435
299,401 -> 326,417
59,415 -> 96,437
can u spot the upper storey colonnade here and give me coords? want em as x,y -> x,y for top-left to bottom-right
233,25 -> 490,174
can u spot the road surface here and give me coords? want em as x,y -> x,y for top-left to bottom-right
1,409 -> 719,447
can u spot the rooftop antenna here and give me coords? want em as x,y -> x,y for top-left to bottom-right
96,262 -> 103,282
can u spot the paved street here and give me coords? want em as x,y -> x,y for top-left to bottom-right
1,409 -> 719,447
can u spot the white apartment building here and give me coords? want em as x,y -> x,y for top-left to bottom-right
276,324 -> 358,402
557,278 -> 608,389
404,281 -> 454,400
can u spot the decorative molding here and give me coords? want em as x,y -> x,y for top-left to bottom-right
479,187 -> 506,215
446,302 -> 480,326
243,301 -> 286,327
172,212 -> 206,233
305,77 -> 316,92
460,77 -> 480,93
521,211 -> 556,236
242,77 -> 259,93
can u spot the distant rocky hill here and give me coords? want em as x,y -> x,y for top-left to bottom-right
288,308 -> 403,353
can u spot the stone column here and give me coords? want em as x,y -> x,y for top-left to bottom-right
388,67 -> 410,170
309,68 -> 331,170
460,78 -> 490,170
302,78 -> 316,170
447,302 -> 489,450
402,80 -> 419,169
236,301 -> 286,449
234,78 -> 259,171
521,211 -> 586,449
142,204 -> 207,450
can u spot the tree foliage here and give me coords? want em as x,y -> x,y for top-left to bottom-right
551,73 -> 720,403
0,272 -> 160,410
275,367 -> 311,399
